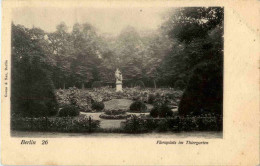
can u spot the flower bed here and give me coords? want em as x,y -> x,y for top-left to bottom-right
104,109 -> 126,115
99,114 -> 130,119
99,109 -> 130,119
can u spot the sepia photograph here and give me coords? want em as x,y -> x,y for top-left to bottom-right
1,0 -> 259,165
10,6 -> 224,138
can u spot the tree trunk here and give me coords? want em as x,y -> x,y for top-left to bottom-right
82,83 -> 85,89
153,79 -> 157,89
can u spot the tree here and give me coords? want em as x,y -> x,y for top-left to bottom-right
160,7 -> 224,115
144,33 -> 172,88
99,51 -> 117,84
113,26 -> 152,86
70,23 -> 103,88
179,62 -> 223,115
48,22 -> 72,89
11,24 -> 58,117
160,7 -> 224,86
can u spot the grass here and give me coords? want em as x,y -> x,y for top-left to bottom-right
104,99 -> 153,110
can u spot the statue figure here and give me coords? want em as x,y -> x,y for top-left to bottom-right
115,68 -> 123,92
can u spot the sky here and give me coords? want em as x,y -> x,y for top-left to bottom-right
12,7 -> 171,36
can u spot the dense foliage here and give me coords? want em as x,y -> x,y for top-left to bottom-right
150,103 -> 173,118
56,87 -> 182,112
129,101 -> 147,112
91,101 -> 105,111
172,8 -> 224,115
12,7 -> 223,90
179,62 -> 223,115
11,24 -> 58,117
11,7 -> 223,118
124,115 -> 222,133
11,116 -> 100,132
147,94 -> 156,104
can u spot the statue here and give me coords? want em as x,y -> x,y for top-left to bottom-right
115,68 -> 123,92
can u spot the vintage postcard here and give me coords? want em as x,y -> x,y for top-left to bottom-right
1,0 -> 259,165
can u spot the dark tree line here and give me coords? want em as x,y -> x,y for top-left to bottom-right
11,7 -> 223,117
11,25 -> 58,117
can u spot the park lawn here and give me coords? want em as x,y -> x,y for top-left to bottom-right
104,99 -> 153,111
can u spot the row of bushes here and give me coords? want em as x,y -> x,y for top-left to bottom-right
11,115 -> 222,133
11,116 -> 100,132
58,105 -> 80,117
124,115 -> 223,133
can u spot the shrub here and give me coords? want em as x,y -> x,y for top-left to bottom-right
148,94 -> 156,104
129,101 -> 147,112
11,24 -> 58,118
58,105 -> 80,117
91,101 -> 105,111
167,117 -> 181,131
124,115 -> 144,133
150,103 -> 173,118
159,104 -> 173,117
178,62 -> 223,116
68,91 -> 79,105
179,117 -> 198,131
157,119 -> 169,132
143,118 -> 158,131
196,117 -> 218,131
150,108 -> 159,118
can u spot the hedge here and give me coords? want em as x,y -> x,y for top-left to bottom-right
124,115 -> 223,133
58,105 -> 80,117
11,116 -> 100,132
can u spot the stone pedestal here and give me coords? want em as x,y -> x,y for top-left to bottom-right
115,68 -> 123,92
116,81 -> 122,92
115,69 -> 123,92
